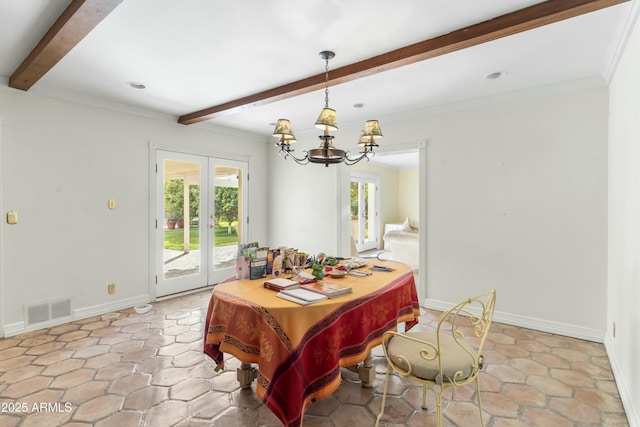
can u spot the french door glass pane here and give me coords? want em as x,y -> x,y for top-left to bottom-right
364,182 -> 376,244
213,165 -> 242,271
351,177 -> 378,252
163,159 -> 201,279
350,181 -> 359,244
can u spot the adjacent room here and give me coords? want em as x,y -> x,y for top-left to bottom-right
0,1 -> 639,426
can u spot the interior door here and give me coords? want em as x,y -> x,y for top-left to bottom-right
155,152 -> 248,297
350,173 -> 379,252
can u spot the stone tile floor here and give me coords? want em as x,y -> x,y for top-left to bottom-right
0,289 -> 629,426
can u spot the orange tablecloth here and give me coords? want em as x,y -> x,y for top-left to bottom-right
203,261 -> 420,426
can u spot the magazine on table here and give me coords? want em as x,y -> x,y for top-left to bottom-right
300,281 -> 352,298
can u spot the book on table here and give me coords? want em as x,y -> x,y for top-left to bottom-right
250,247 -> 269,279
300,281 -> 352,298
263,277 -> 299,291
276,287 -> 328,305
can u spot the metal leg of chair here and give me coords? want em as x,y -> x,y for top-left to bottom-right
422,384 -> 428,409
475,376 -> 486,427
375,365 -> 392,427
435,391 -> 443,427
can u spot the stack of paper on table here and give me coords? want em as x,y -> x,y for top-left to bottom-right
276,287 -> 328,305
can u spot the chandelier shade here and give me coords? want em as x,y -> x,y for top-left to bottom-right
363,120 -> 383,139
273,119 -> 295,139
273,51 -> 383,167
314,108 -> 338,131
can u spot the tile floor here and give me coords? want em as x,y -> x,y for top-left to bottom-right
0,289 -> 629,427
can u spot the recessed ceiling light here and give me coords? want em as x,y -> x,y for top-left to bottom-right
127,81 -> 146,89
486,71 -> 508,80
353,103 -> 364,108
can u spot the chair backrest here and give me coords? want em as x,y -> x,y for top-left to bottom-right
435,289 -> 496,385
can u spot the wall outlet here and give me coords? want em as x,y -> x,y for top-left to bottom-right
108,199 -> 116,210
108,283 -> 116,294
6,211 -> 18,224
613,321 -> 616,338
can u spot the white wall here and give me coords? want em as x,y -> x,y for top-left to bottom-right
268,85 -> 609,342
607,7 -> 640,425
0,87 -> 268,335
268,139 -> 345,256
398,168 -> 419,223
420,87 -> 609,341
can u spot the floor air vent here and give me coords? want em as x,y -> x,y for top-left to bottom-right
25,298 -> 72,326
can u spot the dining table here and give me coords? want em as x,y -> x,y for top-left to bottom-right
203,260 -> 420,426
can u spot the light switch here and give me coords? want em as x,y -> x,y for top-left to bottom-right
108,199 -> 116,210
7,211 -> 18,224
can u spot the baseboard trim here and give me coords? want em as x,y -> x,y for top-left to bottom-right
4,294 -> 150,337
156,284 -> 215,301
423,298 -> 606,343
73,294 -> 151,320
3,321 -> 26,337
605,334 -> 640,427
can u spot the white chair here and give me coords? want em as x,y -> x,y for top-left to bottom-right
376,289 -> 497,427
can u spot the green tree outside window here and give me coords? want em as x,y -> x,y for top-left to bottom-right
214,186 -> 238,234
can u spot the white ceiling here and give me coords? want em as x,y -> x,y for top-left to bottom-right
0,0 -> 635,169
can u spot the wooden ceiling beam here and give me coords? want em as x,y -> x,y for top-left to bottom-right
179,0 -> 628,125
9,0 -> 123,91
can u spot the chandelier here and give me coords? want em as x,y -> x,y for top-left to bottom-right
272,51 -> 383,167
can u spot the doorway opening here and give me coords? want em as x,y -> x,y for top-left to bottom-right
155,151 -> 247,297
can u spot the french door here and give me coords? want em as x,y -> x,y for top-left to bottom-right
350,173 -> 379,252
155,151 -> 247,297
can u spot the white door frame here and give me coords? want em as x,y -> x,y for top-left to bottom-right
149,144 -> 249,299
418,140 -> 427,304
0,116 -> 4,337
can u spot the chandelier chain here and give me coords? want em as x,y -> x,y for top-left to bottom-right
323,58 -> 330,108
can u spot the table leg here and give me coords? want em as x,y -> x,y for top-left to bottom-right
358,350 -> 376,387
237,363 -> 257,389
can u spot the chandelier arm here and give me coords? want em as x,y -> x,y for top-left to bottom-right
279,148 -> 310,165
343,152 -> 373,166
